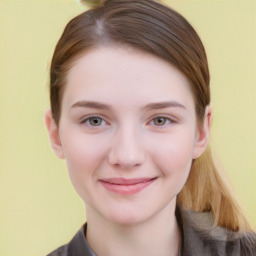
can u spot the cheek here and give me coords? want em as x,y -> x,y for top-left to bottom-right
150,130 -> 195,178
60,130 -> 109,197
61,128 -> 109,167
151,134 -> 194,196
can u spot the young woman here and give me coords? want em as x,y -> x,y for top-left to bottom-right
45,0 -> 256,255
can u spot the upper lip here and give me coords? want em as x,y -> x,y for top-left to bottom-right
99,177 -> 157,185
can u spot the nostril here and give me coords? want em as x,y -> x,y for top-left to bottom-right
107,130 -> 146,168
108,151 -> 145,169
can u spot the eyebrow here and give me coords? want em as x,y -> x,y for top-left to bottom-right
71,100 -> 186,111
142,101 -> 186,111
71,101 -> 112,110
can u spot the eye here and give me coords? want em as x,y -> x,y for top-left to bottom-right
150,116 -> 172,126
82,116 -> 106,127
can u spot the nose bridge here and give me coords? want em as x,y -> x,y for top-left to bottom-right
108,122 -> 145,169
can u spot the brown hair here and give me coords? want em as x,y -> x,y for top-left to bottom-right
49,0 -> 252,231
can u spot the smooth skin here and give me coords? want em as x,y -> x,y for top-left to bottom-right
45,46 -> 212,256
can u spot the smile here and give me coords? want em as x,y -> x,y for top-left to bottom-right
99,177 -> 157,195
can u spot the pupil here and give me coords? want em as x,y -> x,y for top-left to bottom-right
90,118 -> 101,126
155,117 -> 165,125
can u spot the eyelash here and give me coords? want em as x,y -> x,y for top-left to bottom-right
149,116 -> 175,127
80,116 -> 107,127
80,115 -> 176,128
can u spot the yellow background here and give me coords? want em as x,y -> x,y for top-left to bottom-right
0,0 -> 255,255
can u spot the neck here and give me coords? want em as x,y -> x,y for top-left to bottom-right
86,202 -> 181,256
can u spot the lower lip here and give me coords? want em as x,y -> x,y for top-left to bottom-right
99,179 -> 156,195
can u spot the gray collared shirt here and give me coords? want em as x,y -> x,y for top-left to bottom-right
47,207 -> 256,256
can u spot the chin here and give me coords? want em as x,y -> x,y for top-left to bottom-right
108,216 -> 146,226
102,208 -> 153,226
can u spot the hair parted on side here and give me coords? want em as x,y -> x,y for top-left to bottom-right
49,0 -> 253,232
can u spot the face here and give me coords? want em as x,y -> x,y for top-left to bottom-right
46,46 -> 210,225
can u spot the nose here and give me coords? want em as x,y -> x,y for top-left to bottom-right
108,126 -> 145,169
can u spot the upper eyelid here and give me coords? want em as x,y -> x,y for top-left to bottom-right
150,117 -> 173,125
80,114 -> 107,122
148,114 -> 178,122
78,113 -> 178,124
79,117 -> 108,130
79,115 -> 108,126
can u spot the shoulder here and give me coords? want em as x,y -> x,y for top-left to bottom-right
46,224 -> 95,256
177,207 -> 256,256
47,245 -> 68,256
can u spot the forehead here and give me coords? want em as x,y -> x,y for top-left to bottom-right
62,46 -> 194,110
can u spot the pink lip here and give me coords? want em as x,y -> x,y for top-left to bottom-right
99,177 -> 157,195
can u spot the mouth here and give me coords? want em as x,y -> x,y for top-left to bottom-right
99,177 -> 157,195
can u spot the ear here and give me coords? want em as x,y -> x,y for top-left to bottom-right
193,106 -> 212,159
44,109 -> 65,159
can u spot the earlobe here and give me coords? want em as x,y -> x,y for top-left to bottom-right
193,106 -> 212,159
44,109 -> 65,159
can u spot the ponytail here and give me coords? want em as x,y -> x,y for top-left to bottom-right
80,0 -> 105,8
177,147 -> 252,232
